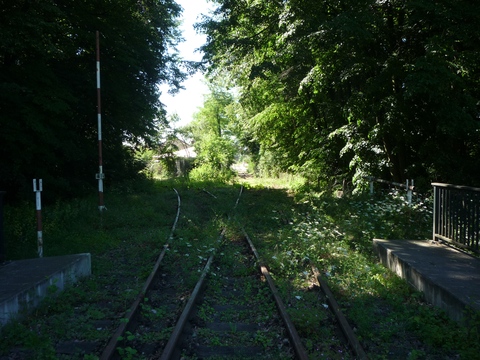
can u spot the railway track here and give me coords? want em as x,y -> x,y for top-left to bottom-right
99,188 -> 182,359
99,187 -> 246,359
54,185 -> 366,359
159,228 -> 307,360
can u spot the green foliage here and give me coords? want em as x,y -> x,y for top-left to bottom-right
133,147 -> 157,178
185,79 -> 239,182
2,178 -> 179,260
0,324 -> 57,358
190,137 -> 236,182
191,81 -> 236,138
0,0 -> 185,202
199,0 -> 480,189
3,202 -> 38,259
117,345 -> 138,360
190,163 -> 235,183
197,135 -> 236,171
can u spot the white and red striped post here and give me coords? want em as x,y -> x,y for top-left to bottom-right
33,179 -> 43,258
96,30 -> 106,212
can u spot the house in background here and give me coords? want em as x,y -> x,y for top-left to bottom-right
172,140 -> 196,176
173,144 -> 196,159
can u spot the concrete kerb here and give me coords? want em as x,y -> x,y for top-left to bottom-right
0,253 -> 91,326
373,239 -> 480,325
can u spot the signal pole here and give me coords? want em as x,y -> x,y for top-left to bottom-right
96,30 -> 106,212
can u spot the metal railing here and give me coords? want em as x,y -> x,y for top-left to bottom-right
432,183 -> 480,253
368,177 -> 415,205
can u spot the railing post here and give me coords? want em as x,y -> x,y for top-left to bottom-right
0,191 -> 5,263
406,179 -> 414,206
406,180 -> 410,206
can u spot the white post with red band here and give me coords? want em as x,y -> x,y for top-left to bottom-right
33,179 -> 43,258
96,30 -> 106,212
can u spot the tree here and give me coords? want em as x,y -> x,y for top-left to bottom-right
0,0 -> 185,201
198,0 -> 480,189
187,80 -> 238,181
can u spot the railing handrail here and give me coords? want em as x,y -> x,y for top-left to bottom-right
367,176 -> 415,205
432,182 -> 480,192
368,176 -> 415,190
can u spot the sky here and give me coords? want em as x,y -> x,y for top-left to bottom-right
159,0 -> 213,128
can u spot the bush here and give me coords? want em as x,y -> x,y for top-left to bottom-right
189,163 -> 235,183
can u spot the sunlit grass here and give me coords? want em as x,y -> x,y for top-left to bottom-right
238,172 -> 306,190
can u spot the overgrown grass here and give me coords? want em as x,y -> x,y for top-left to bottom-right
0,178 -> 246,359
1,179 -> 186,358
1,175 -> 479,359
235,181 -> 480,359
3,178 -> 179,260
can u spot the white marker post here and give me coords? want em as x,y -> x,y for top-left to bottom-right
33,179 -> 43,258
406,179 -> 414,206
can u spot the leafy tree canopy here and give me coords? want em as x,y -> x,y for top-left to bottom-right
198,0 -> 480,190
0,0 -> 185,201
186,79 -> 238,181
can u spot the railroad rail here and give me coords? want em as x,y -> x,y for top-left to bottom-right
98,186 -> 366,359
100,188 -> 181,360
311,266 -> 368,360
244,228 -> 367,359
242,228 -> 309,360
100,186 -> 244,359
158,227 -> 308,359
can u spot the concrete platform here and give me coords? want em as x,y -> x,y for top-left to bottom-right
373,239 -> 480,324
0,253 -> 91,326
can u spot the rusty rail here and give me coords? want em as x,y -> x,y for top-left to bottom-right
242,228 -> 309,360
100,188 -> 181,360
312,266 -> 368,360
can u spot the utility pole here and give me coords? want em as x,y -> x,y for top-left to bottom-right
96,30 -> 106,212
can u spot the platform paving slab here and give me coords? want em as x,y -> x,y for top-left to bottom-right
0,253 -> 91,326
373,239 -> 480,324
